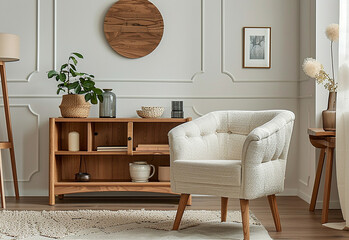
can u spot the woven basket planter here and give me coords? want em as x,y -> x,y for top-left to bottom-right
59,94 -> 91,118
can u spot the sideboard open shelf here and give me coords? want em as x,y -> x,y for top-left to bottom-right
49,117 -> 191,205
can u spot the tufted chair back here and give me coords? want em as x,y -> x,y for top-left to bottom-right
169,110 -> 290,161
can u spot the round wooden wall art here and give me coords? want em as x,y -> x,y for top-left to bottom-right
104,0 -> 164,59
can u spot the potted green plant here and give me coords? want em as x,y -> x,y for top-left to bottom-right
47,52 -> 103,118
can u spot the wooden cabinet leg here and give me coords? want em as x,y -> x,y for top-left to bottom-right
221,197 -> 228,222
310,148 -> 326,211
268,195 -> 282,232
49,119 -> 56,206
240,199 -> 250,240
49,194 -> 55,206
0,153 -> 6,209
173,194 -> 190,230
322,147 -> 334,224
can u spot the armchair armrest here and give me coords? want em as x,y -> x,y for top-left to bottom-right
242,111 -> 295,165
240,111 -> 295,199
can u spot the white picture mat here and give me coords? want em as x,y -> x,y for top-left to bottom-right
244,28 -> 270,68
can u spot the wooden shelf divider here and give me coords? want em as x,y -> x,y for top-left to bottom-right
87,122 -> 93,152
49,117 -> 190,205
127,122 -> 133,155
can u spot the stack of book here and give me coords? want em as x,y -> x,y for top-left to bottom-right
96,146 -> 128,152
135,144 -> 170,152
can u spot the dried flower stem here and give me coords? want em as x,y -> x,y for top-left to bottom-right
330,41 -> 335,81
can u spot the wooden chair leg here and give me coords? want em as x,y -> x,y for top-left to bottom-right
0,152 -> 6,208
267,195 -> 282,232
187,195 -> 192,206
240,199 -> 249,240
322,147 -> 334,224
221,197 -> 228,222
309,148 -> 325,212
173,194 -> 190,230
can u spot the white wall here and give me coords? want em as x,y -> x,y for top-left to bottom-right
298,0 -> 340,209
0,0 -> 300,197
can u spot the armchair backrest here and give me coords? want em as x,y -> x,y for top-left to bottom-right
169,110 -> 293,161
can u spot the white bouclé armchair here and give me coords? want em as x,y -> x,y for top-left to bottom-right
169,110 -> 295,240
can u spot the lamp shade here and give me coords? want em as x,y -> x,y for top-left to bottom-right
0,33 -> 20,62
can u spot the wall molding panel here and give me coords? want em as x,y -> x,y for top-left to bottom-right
221,0 -> 300,83
0,104 -> 40,182
53,0 -> 204,83
7,0 -> 40,82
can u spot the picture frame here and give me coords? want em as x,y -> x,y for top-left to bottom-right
243,27 -> 271,68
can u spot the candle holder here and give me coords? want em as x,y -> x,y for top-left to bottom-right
171,101 -> 184,118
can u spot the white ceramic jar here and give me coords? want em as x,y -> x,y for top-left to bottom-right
129,161 -> 155,182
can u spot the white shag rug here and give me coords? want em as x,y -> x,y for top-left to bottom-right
0,210 -> 272,240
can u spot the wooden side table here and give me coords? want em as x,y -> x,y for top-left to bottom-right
308,128 -> 335,224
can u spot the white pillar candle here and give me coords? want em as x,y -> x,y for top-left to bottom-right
68,131 -> 79,151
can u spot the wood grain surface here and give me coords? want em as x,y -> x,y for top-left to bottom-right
104,0 -> 164,58
49,118 -> 190,205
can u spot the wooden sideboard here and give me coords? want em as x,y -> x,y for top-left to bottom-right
49,117 -> 191,205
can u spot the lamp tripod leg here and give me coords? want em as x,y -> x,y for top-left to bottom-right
0,62 -> 19,199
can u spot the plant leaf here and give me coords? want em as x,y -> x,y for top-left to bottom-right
70,56 -> 78,65
97,94 -> 104,103
82,80 -> 94,88
94,88 -> 103,95
59,73 -> 66,82
85,93 -> 92,102
72,52 -> 84,59
91,93 -> 97,104
75,84 -> 81,94
69,64 -> 76,71
68,81 -> 79,90
48,70 -> 58,78
70,69 -> 77,77
56,88 -> 65,94
60,64 -> 68,71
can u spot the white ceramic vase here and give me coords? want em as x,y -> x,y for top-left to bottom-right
129,161 -> 155,182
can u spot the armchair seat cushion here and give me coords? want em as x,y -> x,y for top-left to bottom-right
173,160 -> 241,186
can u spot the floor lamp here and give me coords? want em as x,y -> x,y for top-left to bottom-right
0,33 -> 20,206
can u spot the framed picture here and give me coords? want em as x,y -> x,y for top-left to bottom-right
243,27 -> 271,68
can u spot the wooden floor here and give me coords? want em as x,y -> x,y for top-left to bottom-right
3,195 -> 349,239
